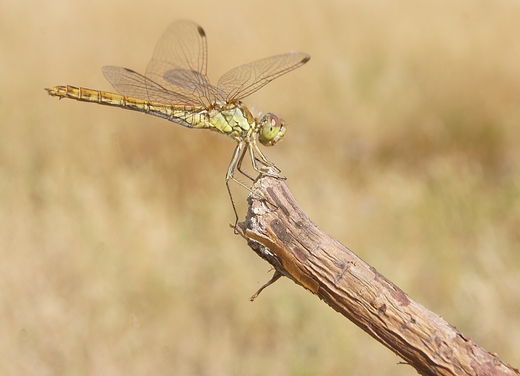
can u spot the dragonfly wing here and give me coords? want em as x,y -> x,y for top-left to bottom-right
102,66 -> 197,104
145,20 -> 215,105
102,66 -> 202,128
217,52 -> 310,101
163,68 -> 226,100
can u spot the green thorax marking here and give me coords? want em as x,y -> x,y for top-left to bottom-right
208,103 -> 255,140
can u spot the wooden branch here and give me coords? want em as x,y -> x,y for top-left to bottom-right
238,175 -> 519,376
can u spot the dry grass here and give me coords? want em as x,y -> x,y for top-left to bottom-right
1,0 -> 519,374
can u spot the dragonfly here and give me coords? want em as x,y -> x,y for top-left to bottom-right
46,20 -> 310,229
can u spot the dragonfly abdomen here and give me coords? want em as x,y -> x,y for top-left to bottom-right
45,85 -> 209,128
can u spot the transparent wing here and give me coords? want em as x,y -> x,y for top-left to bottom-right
145,20 -> 218,105
217,52 -> 310,102
103,21 -> 309,106
102,66 -> 197,104
162,68 -> 225,100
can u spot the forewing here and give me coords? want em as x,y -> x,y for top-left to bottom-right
217,52 -> 310,101
102,66 -> 196,104
145,20 -> 215,105
162,68 -> 226,100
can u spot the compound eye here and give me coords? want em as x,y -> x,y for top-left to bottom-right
258,113 -> 286,146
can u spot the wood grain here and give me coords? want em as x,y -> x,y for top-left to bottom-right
238,175 -> 519,376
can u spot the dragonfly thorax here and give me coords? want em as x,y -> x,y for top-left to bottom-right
208,103 -> 254,139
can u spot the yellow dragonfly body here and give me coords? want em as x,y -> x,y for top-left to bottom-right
46,20 -> 310,227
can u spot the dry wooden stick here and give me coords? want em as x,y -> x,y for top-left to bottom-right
237,175 -> 519,376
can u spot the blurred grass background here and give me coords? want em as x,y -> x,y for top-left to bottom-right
1,0 -> 520,374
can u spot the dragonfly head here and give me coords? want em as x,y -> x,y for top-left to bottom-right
258,113 -> 286,147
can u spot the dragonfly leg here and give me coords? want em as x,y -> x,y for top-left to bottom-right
236,142 -> 256,181
226,141 -> 252,233
253,143 -> 276,167
249,141 -> 284,178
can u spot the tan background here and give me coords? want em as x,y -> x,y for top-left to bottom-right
1,0 -> 520,374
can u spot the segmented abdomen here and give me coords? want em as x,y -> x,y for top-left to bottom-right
45,85 -> 209,128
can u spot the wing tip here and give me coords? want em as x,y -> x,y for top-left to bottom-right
197,25 -> 206,38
